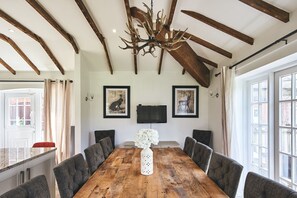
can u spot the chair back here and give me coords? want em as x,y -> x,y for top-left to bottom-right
94,130 -> 115,148
207,152 -> 243,198
84,143 -> 105,174
0,175 -> 50,198
192,130 -> 211,147
32,142 -> 55,148
183,136 -> 196,158
192,142 -> 213,172
245,172 -> 297,198
99,136 -> 114,158
53,153 -> 89,198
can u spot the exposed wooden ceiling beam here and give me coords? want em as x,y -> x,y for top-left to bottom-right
158,0 -> 178,75
75,0 -> 113,74
181,10 -> 254,45
197,55 -> 218,68
0,58 -> 16,75
239,0 -> 289,23
124,0 -> 138,74
0,34 -> 40,75
131,7 -> 210,87
0,9 -> 65,75
182,55 -> 218,74
26,0 -> 79,54
183,32 -> 232,58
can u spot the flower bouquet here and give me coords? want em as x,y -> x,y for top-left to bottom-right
134,128 -> 159,149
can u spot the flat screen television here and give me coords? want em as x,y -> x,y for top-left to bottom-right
137,105 -> 167,123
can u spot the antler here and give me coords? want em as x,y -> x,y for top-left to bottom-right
119,3 -> 189,57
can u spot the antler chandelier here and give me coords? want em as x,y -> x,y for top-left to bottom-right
120,0 -> 188,57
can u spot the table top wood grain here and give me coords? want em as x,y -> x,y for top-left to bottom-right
74,147 -> 228,198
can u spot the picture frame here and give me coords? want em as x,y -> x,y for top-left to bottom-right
172,86 -> 199,118
103,86 -> 130,118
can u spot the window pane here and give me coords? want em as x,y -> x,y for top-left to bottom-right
295,73 -> 297,99
251,83 -> 259,102
260,81 -> 268,102
280,128 -> 292,154
293,157 -> 297,184
9,106 -> 16,120
252,146 -> 259,165
281,75 -> 292,100
25,106 -> 31,119
252,104 -> 259,124
261,126 -> 268,147
18,106 -> 24,121
9,98 -> 16,105
293,130 -> 297,156
252,126 -> 259,145
280,154 -> 292,181
294,102 -> 297,127
280,102 -> 291,127
10,121 -> 16,125
25,98 -> 31,105
259,103 -> 268,124
25,121 -> 31,125
18,98 -> 24,105
261,148 -> 268,170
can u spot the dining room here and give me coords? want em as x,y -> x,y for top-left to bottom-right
1,0 -> 297,197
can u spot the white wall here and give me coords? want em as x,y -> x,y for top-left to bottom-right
83,71 -> 209,149
208,69 -> 223,153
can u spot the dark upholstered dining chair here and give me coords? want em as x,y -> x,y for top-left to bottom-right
94,129 -> 115,148
192,130 -> 212,147
53,153 -> 89,198
183,136 -> 196,158
192,142 -> 213,173
245,172 -> 297,198
207,152 -> 243,198
84,143 -> 105,174
99,136 -> 114,159
0,175 -> 50,198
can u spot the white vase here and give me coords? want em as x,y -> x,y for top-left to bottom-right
141,147 -> 153,175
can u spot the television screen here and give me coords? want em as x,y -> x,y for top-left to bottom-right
137,105 -> 167,123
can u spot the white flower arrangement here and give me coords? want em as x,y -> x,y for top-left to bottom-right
135,129 -> 159,149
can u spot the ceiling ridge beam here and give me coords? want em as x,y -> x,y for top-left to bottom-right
0,9 -> 65,74
239,0 -> 289,23
181,10 -> 254,45
0,57 -> 16,75
158,0 -> 178,75
75,0 -> 113,74
124,0 -> 138,74
26,0 -> 79,54
0,34 -> 40,75
183,32 -> 232,58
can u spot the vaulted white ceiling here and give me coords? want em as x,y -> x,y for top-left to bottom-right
0,0 -> 297,75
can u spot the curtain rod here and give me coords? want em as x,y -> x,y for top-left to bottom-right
0,80 -> 73,83
215,28 -> 297,77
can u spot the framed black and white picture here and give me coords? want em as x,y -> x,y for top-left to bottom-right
172,86 -> 199,118
103,86 -> 130,118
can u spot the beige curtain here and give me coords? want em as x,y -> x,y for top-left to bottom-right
44,79 -> 72,162
220,66 -> 235,157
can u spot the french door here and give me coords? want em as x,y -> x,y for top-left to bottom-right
275,67 -> 297,190
4,91 -> 43,148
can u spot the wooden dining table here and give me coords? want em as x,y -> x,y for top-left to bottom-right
74,147 -> 228,198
